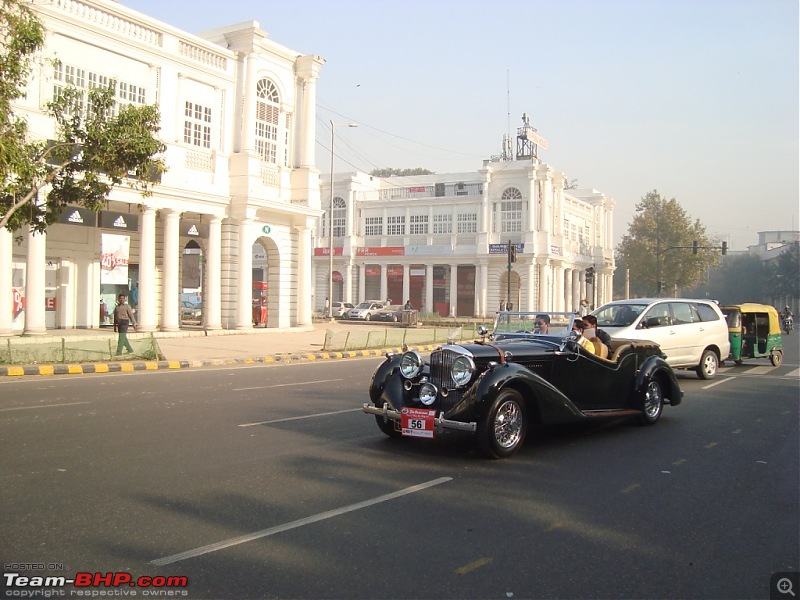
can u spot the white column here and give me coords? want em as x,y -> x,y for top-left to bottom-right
160,210 -> 181,331
449,264 -> 458,316
296,225 -> 312,325
380,265 -> 388,303
24,229 -> 47,335
344,262 -> 354,305
402,264 -> 410,307
241,53 -> 257,153
0,228 -> 13,335
236,219 -> 253,329
554,264 -> 564,312
205,217 -> 222,330
478,261 -> 489,318
526,262 -> 537,312
76,258 -> 94,328
138,207 -> 157,332
537,260 -> 549,312
357,264 -> 365,304
425,264 -> 434,314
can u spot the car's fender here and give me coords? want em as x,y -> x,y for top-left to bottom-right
448,362 -> 585,424
636,355 -> 683,406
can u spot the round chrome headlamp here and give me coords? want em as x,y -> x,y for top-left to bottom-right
419,382 -> 438,406
399,351 -> 424,379
451,355 -> 475,387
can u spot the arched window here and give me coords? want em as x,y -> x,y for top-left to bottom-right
333,196 -> 346,238
501,187 -> 523,233
255,78 -> 280,164
324,196 -> 346,237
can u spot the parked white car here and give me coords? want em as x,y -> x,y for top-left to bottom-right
591,298 -> 730,379
346,301 -> 384,321
331,302 -> 354,319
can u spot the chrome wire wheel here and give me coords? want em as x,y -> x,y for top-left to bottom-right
494,400 -> 523,448
478,389 -> 527,459
641,380 -> 663,425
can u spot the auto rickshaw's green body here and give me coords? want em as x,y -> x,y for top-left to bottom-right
720,303 -> 783,367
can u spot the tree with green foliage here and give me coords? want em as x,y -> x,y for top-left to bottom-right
370,167 -> 434,178
615,190 -> 721,297
1,0 -> 166,233
767,241 -> 799,306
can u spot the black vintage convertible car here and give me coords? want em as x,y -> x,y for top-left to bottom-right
363,311 -> 683,458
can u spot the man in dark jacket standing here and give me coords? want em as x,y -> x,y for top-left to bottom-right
113,294 -> 137,355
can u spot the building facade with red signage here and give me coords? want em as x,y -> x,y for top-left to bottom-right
1,0 -> 323,334
315,161 -> 615,317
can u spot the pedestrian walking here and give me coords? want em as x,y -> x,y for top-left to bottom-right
114,294 -> 137,355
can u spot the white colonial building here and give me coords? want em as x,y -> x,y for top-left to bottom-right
1,0 -> 324,334
315,128 -> 616,317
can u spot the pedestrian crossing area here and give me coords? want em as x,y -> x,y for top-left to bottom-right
717,363 -> 800,379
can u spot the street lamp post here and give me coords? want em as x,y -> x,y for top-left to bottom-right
328,120 -> 357,319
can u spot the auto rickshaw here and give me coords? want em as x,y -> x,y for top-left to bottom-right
720,303 -> 783,367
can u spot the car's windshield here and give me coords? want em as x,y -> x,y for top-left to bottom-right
355,302 -> 371,309
492,311 -> 575,336
593,303 -> 648,327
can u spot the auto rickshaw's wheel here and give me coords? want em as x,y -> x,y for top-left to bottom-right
770,350 -> 783,367
639,379 -> 664,426
696,349 -> 718,380
375,415 -> 402,438
477,389 -> 527,459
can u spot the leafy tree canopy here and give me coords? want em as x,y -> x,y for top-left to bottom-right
1,0 -> 167,233
615,190 -> 721,297
370,167 -> 434,177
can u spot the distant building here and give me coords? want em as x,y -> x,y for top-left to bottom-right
315,137 -> 615,317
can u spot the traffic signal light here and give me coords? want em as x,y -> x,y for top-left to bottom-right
585,266 -> 595,284
692,240 -> 699,255
721,241 -> 727,255
658,281 -> 665,293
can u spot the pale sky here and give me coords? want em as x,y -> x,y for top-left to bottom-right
121,0 -> 799,249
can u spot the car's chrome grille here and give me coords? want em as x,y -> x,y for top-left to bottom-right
429,349 -> 464,411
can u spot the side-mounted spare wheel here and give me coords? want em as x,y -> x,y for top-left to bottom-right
477,388 -> 527,459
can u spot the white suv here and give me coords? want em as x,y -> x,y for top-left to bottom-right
591,298 -> 730,379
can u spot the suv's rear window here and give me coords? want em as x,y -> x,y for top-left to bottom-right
694,302 -> 721,322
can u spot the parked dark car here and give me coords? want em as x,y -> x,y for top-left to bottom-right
373,304 -> 404,322
363,311 -> 682,458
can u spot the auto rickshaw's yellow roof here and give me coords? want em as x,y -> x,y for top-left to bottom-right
721,303 -> 781,332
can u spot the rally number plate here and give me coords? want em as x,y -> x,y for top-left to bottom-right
401,407 -> 436,439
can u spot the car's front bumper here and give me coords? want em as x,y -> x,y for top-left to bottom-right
362,402 -> 477,433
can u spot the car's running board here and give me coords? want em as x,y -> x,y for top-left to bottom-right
582,409 -> 641,418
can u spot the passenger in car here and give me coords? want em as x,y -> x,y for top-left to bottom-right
571,319 -> 596,355
583,314 -> 613,355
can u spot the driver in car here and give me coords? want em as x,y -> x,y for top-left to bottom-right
534,314 -> 550,334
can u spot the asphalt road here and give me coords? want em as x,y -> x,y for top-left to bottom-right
1,339 -> 798,600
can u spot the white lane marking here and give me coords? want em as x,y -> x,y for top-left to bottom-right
702,377 -> 735,390
0,401 -> 91,412
239,407 -> 361,427
784,368 -> 800,378
233,378 -> 343,392
151,476 -> 453,566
